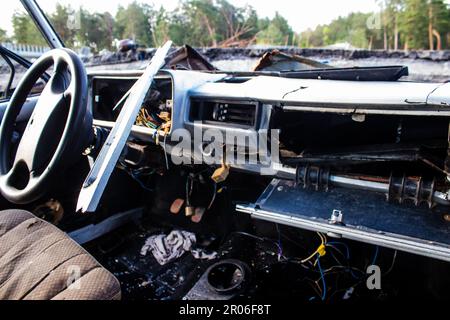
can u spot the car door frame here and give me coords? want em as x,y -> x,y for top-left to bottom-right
20,0 -> 64,49
0,0 -> 60,122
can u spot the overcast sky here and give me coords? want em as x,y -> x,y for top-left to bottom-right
1,0 -> 384,36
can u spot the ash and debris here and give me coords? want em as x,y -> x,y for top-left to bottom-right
88,225 -> 312,300
2,47 -> 449,91
85,47 -> 450,83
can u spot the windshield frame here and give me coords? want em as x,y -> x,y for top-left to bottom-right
19,0 -> 64,49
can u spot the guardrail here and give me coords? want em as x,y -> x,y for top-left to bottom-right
1,42 -> 50,60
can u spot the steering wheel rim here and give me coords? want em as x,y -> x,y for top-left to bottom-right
0,48 -> 92,204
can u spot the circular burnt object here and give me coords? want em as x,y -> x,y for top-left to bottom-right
206,260 -> 249,294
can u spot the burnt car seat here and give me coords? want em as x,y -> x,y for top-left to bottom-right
0,209 -> 121,300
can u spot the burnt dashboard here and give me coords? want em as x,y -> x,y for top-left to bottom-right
90,75 -> 173,132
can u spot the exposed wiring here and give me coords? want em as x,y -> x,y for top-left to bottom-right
383,250 -> 398,276
316,254 -> 327,301
317,232 -> 326,244
324,246 -> 364,280
322,265 -> 365,275
275,224 -> 283,261
326,241 -> 365,279
136,108 -> 159,129
300,232 -> 327,264
136,108 -> 161,129
327,241 -> 350,259
185,175 -> 193,207
327,244 -> 346,261
327,244 -> 348,266
226,230 -> 395,302
230,231 -> 285,260
162,133 -> 169,170
117,160 -> 155,192
185,169 -> 218,210
323,243 -> 391,301
207,182 -> 217,210
371,246 -> 379,266
150,111 -> 163,125
129,171 -> 154,191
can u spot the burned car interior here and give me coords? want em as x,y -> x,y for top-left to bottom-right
0,0 -> 450,303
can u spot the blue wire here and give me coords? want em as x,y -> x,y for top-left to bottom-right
275,224 -> 283,258
326,241 -> 361,279
130,172 -> 153,192
316,254 -> 327,301
371,246 -> 379,266
328,241 -> 379,266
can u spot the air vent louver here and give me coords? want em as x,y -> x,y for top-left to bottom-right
190,99 -> 257,128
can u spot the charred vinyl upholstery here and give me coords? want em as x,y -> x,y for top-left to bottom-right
0,210 -> 121,300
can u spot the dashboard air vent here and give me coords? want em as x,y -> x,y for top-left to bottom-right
190,99 -> 257,128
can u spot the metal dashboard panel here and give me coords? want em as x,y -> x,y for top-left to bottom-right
236,179 -> 450,262
191,76 -> 445,107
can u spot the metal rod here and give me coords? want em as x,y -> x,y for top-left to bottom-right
330,175 -> 389,193
276,164 -> 450,206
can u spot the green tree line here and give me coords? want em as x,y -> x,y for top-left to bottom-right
1,0 -> 449,51
301,0 -> 450,50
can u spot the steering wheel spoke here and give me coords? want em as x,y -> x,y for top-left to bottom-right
15,91 -> 67,172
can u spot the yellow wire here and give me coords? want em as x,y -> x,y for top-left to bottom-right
300,232 -> 327,264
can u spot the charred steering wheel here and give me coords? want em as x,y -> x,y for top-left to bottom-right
0,49 -> 92,204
